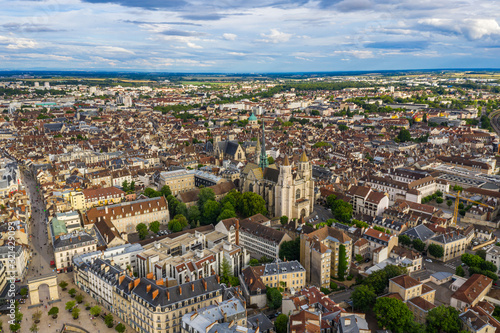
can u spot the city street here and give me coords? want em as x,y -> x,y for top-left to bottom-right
329,289 -> 354,304
20,166 -> 55,283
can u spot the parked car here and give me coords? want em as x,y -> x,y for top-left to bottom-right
425,259 -> 432,263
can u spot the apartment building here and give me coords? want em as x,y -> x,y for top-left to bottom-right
485,245 -> 500,275
181,297 -> 248,333
74,258 -> 126,311
138,239 -> 249,285
73,243 -> 144,273
365,171 -> 448,205
0,245 -> 29,280
69,191 -> 85,210
362,228 -> 399,263
451,274 -> 493,311
85,196 -> 169,233
111,169 -> 132,187
87,170 -> 112,187
53,231 -> 97,273
113,275 -> 223,333
346,185 -> 389,217
216,217 -> 291,259
157,169 -> 195,195
82,186 -> 126,208
300,226 -> 352,282
460,303 -> 500,333
428,231 -> 467,262
240,260 -> 305,307
386,275 -> 436,324
193,170 -> 225,187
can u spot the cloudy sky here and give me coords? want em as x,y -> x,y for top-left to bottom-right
0,0 -> 499,72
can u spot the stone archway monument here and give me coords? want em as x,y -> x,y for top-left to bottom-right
27,273 -> 59,305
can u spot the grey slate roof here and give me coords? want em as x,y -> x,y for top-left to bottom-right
401,225 -> 435,242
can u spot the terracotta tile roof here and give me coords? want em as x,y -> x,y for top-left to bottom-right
306,226 -> 352,244
390,275 -> 421,289
408,296 -> 436,311
452,274 -> 492,305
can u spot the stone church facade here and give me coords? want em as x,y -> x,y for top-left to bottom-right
240,123 -> 314,220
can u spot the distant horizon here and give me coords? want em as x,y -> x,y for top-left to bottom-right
1,68 -> 500,77
1,0 -> 499,72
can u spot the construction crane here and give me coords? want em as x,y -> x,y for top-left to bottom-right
447,191 -> 494,225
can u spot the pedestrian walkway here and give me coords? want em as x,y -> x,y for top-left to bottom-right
2,272 -> 133,333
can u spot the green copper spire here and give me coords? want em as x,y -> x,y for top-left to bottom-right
259,120 -> 269,169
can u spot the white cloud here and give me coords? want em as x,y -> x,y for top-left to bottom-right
418,18 -> 500,40
259,29 -> 292,43
96,46 -> 135,54
187,42 -> 203,49
333,50 -> 374,59
228,52 -> 246,56
0,35 -> 37,49
223,33 -> 237,40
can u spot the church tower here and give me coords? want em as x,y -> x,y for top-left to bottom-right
297,151 -> 314,215
258,121 -> 269,170
255,137 -> 261,165
275,155 -> 293,218
297,151 -> 311,180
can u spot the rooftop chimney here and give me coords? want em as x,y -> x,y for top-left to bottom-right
167,290 -> 170,301
179,285 -> 182,295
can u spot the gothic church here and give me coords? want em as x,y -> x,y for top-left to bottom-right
240,123 -> 314,220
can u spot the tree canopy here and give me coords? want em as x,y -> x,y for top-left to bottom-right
426,305 -> 462,333
373,297 -> 415,333
352,285 -> 376,312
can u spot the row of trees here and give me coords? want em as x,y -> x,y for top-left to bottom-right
460,253 -> 498,281
398,234 -> 426,252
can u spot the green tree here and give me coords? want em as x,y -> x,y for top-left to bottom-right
115,323 -> 126,333
198,187 -> 216,209
352,285 -> 376,312
30,322 -> 38,333
275,314 -> 288,333
65,301 -> 76,311
33,309 -> 42,323
168,215 -> 189,232
104,313 -> 114,328
129,181 -> 135,191
72,307 -> 80,319
48,306 -> 59,318
267,287 -> 282,309
160,185 -> 172,197
75,293 -> 84,303
373,297 -> 414,333
20,287 -> 28,297
355,254 -> 364,263
10,322 -> 21,332
280,216 -> 289,225
238,192 -> 267,217
398,234 -> 412,246
456,265 -> 465,277
68,288 -> 76,297
397,128 -> 412,142
136,223 -> 149,240
175,201 -> 188,218
476,249 -> 487,260
428,244 -> 444,258
217,203 -> 237,221
122,180 -> 129,192
187,205 -> 201,223
436,197 -> 444,204
426,305 -> 461,333
268,156 -> 275,164
249,259 -> 260,266
327,195 -> 353,223
202,200 -> 221,225
90,305 -> 102,317
59,281 -> 68,290
447,200 -> 453,207
412,239 -> 426,252
337,244 -> 347,280
279,238 -> 300,261
149,221 -> 161,233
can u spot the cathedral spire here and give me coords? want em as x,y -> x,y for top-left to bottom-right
259,120 -> 269,169
255,137 -> 261,165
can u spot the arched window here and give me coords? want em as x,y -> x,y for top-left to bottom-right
296,189 -> 301,200
249,183 -> 254,192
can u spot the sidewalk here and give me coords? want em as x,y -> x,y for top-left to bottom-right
2,272 -> 134,333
